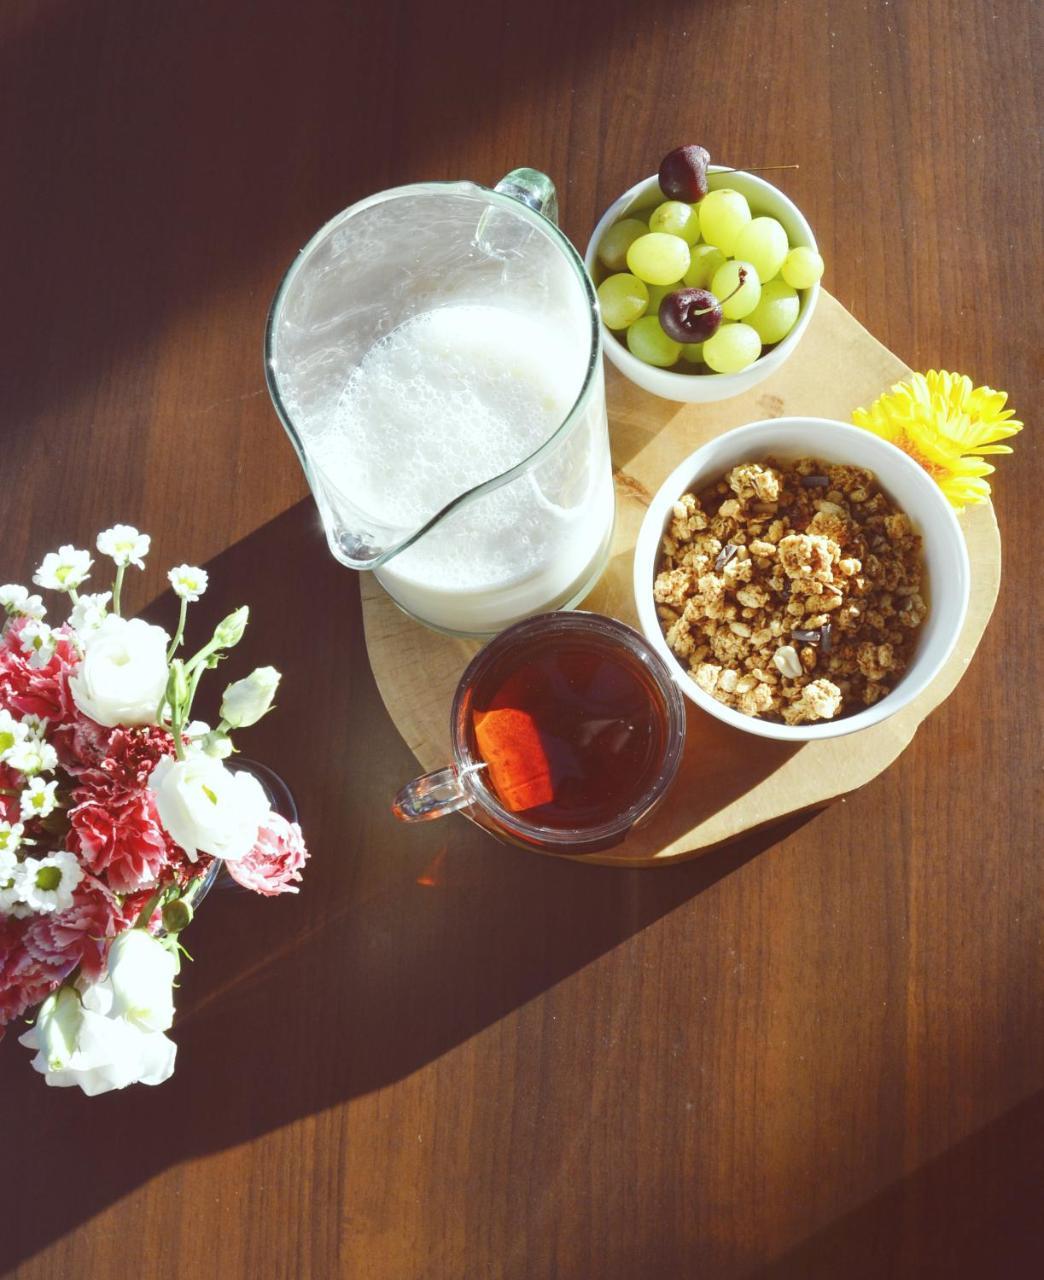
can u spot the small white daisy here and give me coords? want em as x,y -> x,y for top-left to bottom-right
32,546 -> 93,593
0,820 -> 24,855
20,778 -> 59,822
6,738 -> 58,777
19,713 -> 50,738
17,620 -> 58,670
0,848 -> 31,918
97,524 -> 151,570
0,710 -> 30,763
68,590 -> 112,641
0,585 -> 46,619
15,852 -> 84,914
168,564 -> 209,602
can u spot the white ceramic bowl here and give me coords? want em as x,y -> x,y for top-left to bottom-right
633,418 -> 971,741
585,167 -> 820,403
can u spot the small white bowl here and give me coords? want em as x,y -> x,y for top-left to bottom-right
633,418 -> 971,741
585,167 -> 820,403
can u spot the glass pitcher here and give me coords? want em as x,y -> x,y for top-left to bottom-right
265,169 -> 615,638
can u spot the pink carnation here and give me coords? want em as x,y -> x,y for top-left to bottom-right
0,917 -> 62,1041
0,617 -> 78,725
51,710 -> 113,780
226,813 -> 308,897
21,875 -> 126,982
69,789 -> 173,894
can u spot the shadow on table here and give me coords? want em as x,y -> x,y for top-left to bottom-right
1,498 -> 818,1270
748,1090 -> 1044,1280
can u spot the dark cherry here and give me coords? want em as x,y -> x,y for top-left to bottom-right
658,144 -> 711,202
657,267 -> 747,344
658,288 -> 722,343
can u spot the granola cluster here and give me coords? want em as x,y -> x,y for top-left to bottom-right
653,458 -> 928,725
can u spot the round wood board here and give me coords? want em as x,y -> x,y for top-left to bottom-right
361,292 -> 1001,865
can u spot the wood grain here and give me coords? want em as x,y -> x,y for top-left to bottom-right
361,293 -> 1003,864
1,1 -> 1041,1278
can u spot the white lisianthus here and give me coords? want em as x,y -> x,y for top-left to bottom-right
15,851 -> 83,913
20,777 -> 59,821
6,737 -> 58,776
18,620 -> 58,670
68,590 -> 112,642
32,545 -> 93,593
19,979 -> 177,1095
97,525 -> 150,569
221,666 -> 281,729
0,585 -> 46,619
168,564 -> 208,602
0,709 -> 29,762
149,755 -> 268,862
69,614 -> 171,727
107,929 -> 177,1031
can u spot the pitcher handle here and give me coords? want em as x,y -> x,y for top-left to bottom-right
392,765 -> 474,823
494,168 -> 559,226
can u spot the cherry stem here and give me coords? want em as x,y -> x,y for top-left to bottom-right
693,269 -> 747,315
715,163 -> 800,175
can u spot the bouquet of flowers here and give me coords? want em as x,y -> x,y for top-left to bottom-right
0,526 -> 307,1094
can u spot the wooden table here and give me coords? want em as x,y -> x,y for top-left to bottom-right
1,1 -> 1040,1276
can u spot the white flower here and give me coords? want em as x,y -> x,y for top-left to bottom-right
18,620 -> 58,669
20,777 -> 59,821
68,590 -> 112,642
97,525 -> 151,570
0,822 -> 23,855
20,713 -> 50,738
32,545 -> 93,593
15,851 -> 83,913
0,844 -> 30,917
69,614 -> 171,728
107,929 -> 177,1032
0,709 -> 29,763
18,979 -> 177,1095
0,585 -> 46,619
148,755 -> 268,862
5,737 -> 58,776
221,666 -> 281,729
167,564 -> 208,602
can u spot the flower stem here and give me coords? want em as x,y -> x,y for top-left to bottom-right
166,598 -> 188,662
134,887 -> 166,929
112,565 -> 126,616
68,587 -> 80,606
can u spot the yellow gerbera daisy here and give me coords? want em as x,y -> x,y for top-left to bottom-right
852,370 -> 1023,510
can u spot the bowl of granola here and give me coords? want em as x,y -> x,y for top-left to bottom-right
633,418 -> 971,741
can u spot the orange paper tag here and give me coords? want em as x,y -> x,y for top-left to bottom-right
473,707 -> 553,812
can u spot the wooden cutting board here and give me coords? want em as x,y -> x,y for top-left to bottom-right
360,291 -> 1001,865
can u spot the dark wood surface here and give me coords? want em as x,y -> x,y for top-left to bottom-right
1,1 -> 1041,1276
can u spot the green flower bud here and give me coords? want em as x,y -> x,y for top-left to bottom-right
161,897 -> 194,934
213,607 -> 249,649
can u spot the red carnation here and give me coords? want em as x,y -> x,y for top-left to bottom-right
0,617 -> 79,725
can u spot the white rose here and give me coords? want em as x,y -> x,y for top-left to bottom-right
69,614 -> 171,727
18,980 -> 176,1095
148,756 -> 268,862
220,666 -> 281,728
107,929 -> 177,1031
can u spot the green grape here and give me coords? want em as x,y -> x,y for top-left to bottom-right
746,279 -> 800,344
645,279 -> 684,314
596,273 -> 649,330
648,200 -> 701,245
703,322 -> 762,373
683,244 -> 727,289
626,315 -> 683,367
781,246 -> 825,289
710,260 -> 762,320
626,232 -> 691,286
597,218 -> 648,272
681,342 -> 705,364
697,188 -> 752,255
732,216 -> 789,282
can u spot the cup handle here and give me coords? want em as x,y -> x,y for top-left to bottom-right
392,765 -> 474,823
494,168 -> 559,226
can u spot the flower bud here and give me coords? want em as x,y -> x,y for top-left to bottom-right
161,897 -> 194,934
202,730 -> 234,759
213,607 -> 249,650
34,986 -> 83,1071
166,658 -> 189,710
221,666 -> 281,729
107,929 -> 177,1032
